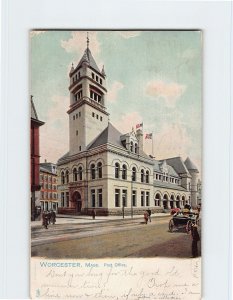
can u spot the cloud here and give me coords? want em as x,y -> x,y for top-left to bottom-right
40,95 -> 69,163
61,31 -> 100,57
112,111 -> 142,134
145,122 -> 192,161
118,31 -> 141,39
30,31 -> 46,38
145,80 -> 186,107
107,81 -> 124,103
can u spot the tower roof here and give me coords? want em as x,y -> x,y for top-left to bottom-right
184,157 -> 199,172
76,48 -> 101,73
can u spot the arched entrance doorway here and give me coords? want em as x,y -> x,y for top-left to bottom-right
154,193 -> 161,206
163,194 -> 168,209
170,195 -> 175,209
72,191 -> 82,213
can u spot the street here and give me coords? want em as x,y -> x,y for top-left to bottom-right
31,215 -> 201,259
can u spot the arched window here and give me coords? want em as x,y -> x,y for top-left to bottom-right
141,169 -> 144,183
97,162 -> 102,178
130,141 -> 133,152
145,170 -> 149,183
78,166 -> 83,180
115,163 -> 120,178
122,164 -> 127,180
91,164 -> 95,180
132,167 -> 136,181
65,170 -> 69,183
135,143 -> 137,154
73,168 -> 78,182
61,171 -> 65,184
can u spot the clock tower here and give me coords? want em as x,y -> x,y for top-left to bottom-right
67,36 -> 109,156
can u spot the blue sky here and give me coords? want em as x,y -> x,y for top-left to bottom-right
31,30 -> 202,172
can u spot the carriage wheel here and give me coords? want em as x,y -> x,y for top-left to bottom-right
169,220 -> 174,232
186,220 -> 192,234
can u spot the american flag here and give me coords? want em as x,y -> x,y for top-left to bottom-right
136,123 -> 143,129
145,133 -> 153,139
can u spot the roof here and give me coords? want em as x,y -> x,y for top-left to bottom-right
87,122 -> 125,150
76,48 -> 101,73
40,162 -> 57,174
31,96 -> 44,125
184,157 -> 199,172
153,181 -> 187,191
57,152 -> 70,163
165,157 -> 191,176
153,160 -> 179,177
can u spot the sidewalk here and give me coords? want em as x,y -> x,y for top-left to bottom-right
31,213 -> 170,228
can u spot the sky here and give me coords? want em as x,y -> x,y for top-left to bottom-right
31,30 -> 202,174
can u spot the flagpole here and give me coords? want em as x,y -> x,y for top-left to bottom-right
152,132 -> 154,157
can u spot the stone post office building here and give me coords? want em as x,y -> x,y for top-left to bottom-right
57,41 -> 200,216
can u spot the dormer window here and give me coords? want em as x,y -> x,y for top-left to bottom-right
100,78 -> 102,85
96,75 -> 98,82
135,143 -> 138,153
92,73 -> 95,79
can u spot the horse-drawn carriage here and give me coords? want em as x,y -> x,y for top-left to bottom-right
168,211 -> 198,233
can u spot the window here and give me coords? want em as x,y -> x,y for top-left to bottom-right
76,113 -> 78,119
73,168 -> 78,181
96,75 -> 98,82
122,164 -> 127,180
79,111 -> 81,117
61,192 -> 65,207
75,74 -> 77,81
96,114 -> 99,119
78,166 -> 83,180
100,78 -> 102,85
141,169 -> 144,183
76,130 -> 78,136
79,146 -> 81,151
78,72 -> 80,78
92,112 -> 95,117
73,115 -> 75,120
115,189 -> 120,207
122,190 -> 127,207
41,191 -> 44,199
146,171 -> 149,183
141,191 -> 145,206
132,190 -> 137,206
66,192 -> 69,207
100,116 -> 102,121
98,189 -> 102,207
146,192 -> 150,206
91,189 -> 95,207
97,162 -> 102,178
92,73 -> 95,79
130,141 -> 133,152
65,170 -> 69,183
91,164 -> 95,179
135,143 -> 138,153
61,171 -> 65,184
132,167 -> 136,181
115,163 -> 120,178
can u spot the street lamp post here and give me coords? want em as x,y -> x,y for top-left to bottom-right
131,174 -> 133,218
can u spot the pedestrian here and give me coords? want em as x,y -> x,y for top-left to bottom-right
144,211 -> 149,224
147,208 -> 152,222
92,209 -> 96,220
184,201 -> 192,211
50,210 -> 56,225
42,211 -> 48,229
190,223 -> 200,258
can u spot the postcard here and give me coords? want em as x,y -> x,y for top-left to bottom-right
30,30 -> 202,299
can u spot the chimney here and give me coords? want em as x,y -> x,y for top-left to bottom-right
136,129 -> 143,154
